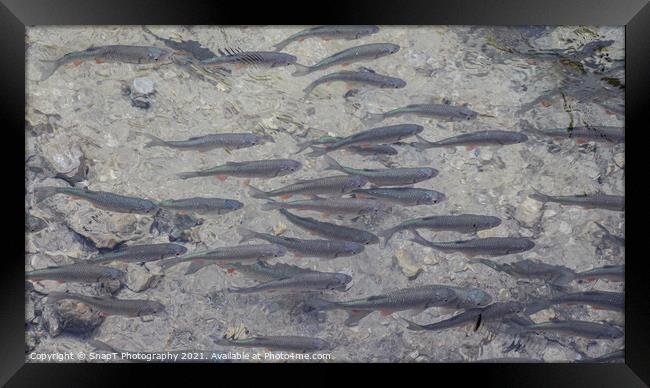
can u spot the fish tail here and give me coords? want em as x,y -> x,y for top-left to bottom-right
260,199 -> 281,211
176,171 -> 200,180
322,154 -> 344,172
237,227 -> 261,243
33,186 -> 61,203
212,336 -> 236,347
272,41 -> 289,51
158,256 -> 186,271
302,83 -> 316,96
361,112 -> 385,126
291,63 -> 312,76
305,146 -> 328,157
523,298 -> 552,315
226,286 -> 251,294
377,227 -> 399,247
140,133 -> 168,148
45,291 -> 71,304
473,258 -> 500,272
87,339 -> 118,352
184,260 -> 210,275
413,134 -> 437,150
409,229 -> 434,247
344,309 -> 372,327
293,140 -> 313,154
39,59 -> 62,81
528,187 -> 551,203
248,185 -> 270,199
304,296 -> 338,311
401,317 -> 426,331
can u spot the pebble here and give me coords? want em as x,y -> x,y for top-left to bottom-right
515,196 -> 544,227
393,249 -> 423,280
133,77 -> 155,95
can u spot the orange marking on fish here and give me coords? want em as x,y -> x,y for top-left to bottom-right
465,145 -> 476,151
72,59 -> 83,66
341,63 -> 350,67
575,139 -> 588,145
95,58 -> 106,64
216,175 -> 228,182
541,100 -> 552,107
227,268 -> 236,274
355,193 -> 368,199
280,194 -> 293,200
242,179 -> 251,187
379,309 -> 396,316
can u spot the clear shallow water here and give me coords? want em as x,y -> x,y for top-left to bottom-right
26,26 -> 624,362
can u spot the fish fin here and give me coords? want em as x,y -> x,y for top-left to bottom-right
272,40 -> 289,51
72,59 -> 83,66
293,140 -> 313,154
241,179 -> 251,187
413,134 -> 436,150
361,112 -> 385,126
215,175 -> 228,182
377,227 -> 398,247
33,186 -> 60,203
303,83 -> 316,96
344,309 -> 372,326
401,317 -> 427,331
279,194 -> 293,200
465,145 -> 476,151
87,339 -> 118,352
237,227 -> 260,243
292,63 -> 312,76
176,171 -> 199,180
248,185 -> 269,199
158,257 -> 185,271
305,146 -> 328,157
410,229 -> 433,247
379,308 -> 397,316
184,260 -> 210,275
322,154 -> 344,172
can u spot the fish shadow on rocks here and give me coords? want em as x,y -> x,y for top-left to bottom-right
150,209 -> 203,242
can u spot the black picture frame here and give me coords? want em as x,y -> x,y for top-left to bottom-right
3,0 -> 647,386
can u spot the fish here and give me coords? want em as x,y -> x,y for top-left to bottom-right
222,260 -> 316,282
524,291 -> 624,315
474,258 -> 576,289
228,271 -> 352,293
292,43 -> 400,76
40,45 -> 172,81
277,208 -> 378,244
363,103 -> 479,125
311,284 -> 492,326
576,349 -> 625,363
379,214 -> 502,246
200,50 -> 297,69
528,190 -> 624,211
89,243 -> 188,264
26,213 -> 47,233
402,301 -> 525,332
159,244 -> 287,274
33,186 -> 158,214
46,292 -> 165,317
248,175 -> 367,199
411,231 -> 535,257
322,155 -> 438,186
260,197 -> 390,216
524,126 -> 624,143
133,131 -> 274,152
213,335 -> 332,352
413,130 -> 528,150
306,124 -> 424,156
351,187 -> 446,206
273,25 -> 380,51
574,265 -> 624,282
516,320 -> 624,339
303,69 -> 406,95
156,197 -> 244,215
295,136 -> 398,155
237,227 -> 365,259
177,159 -> 302,180
26,264 -> 126,283
594,222 -> 625,246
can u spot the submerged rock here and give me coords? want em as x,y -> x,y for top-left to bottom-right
43,298 -> 105,336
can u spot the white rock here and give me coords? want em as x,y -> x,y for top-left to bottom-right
133,77 -> 155,95
515,196 -> 544,227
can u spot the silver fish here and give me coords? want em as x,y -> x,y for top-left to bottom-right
379,214 -> 502,246
411,231 -> 534,257
248,175 -> 367,199
41,45 -> 172,81
529,190 -> 624,211
295,136 -> 398,155
177,159 -> 302,180
517,320 -> 623,339
475,258 -> 576,289
292,43 -> 400,76
47,292 -> 165,317
228,272 -> 352,293
26,264 -> 125,283
414,130 -> 528,150
260,197 -> 390,215
34,186 -> 158,214
525,126 -> 624,143
156,197 -> 244,215
201,50 -> 297,68
525,291 -> 624,315
273,25 -> 379,50
278,208 -> 379,244
134,131 -> 274,151
323,155 -> 437,186
222,260 -> 316,282
351,187 -> 446,207
306,124 -> 423,156
364,103 -> 479,125
90,243 -> 188,264
402,301 -> 525,332
238,227 -> 365,259
303,69 -> 405,95
159,244 -> 287,274
574,265 -> 624,282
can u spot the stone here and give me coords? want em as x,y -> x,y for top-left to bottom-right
393,249 -> 423,280
515,196 -> 544,227
123,263 -> 163,292
133,77 -> 155,95
43,298 -> 104,336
